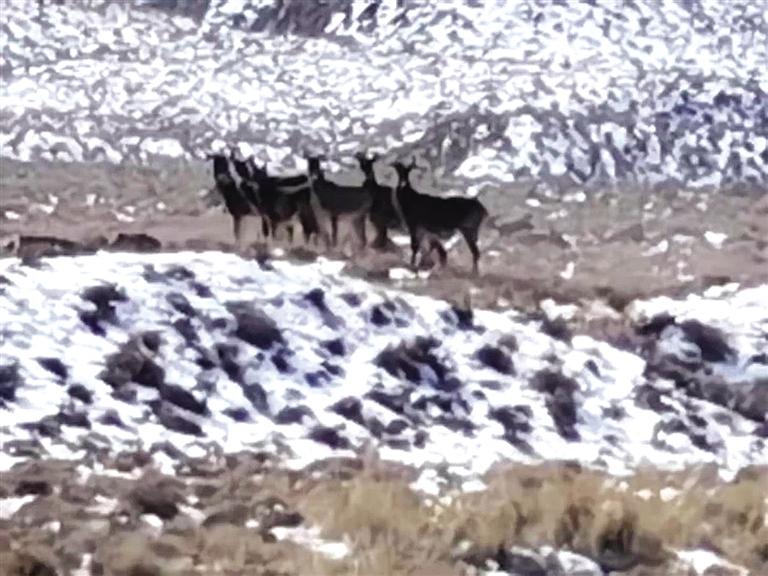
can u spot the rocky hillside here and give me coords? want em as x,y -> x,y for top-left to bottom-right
1,0 -> 767,192
1,252 -> 765,485
1,250 -> 766,575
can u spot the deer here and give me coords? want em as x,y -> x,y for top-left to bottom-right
206,151 -> 258,250
354,151 -> 401,251
391,157 -> 488,276
305,155 -> 374,252
245,158 -> 318,245
229,151 -> 271,240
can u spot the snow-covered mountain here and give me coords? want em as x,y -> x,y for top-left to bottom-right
1,252 -> 765,491
1,0 -> 767,191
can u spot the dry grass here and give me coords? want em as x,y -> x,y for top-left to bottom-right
295,460 -> 768,575
1,455 -> 766,575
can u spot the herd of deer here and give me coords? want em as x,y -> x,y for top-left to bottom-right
207,150 -> 489,275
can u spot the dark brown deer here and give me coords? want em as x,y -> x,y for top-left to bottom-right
306,155 -> 373,251
354,151 -> 400,251
391,158 -> 488,275
229,151 -> 270,240
206,151 -> 257,249
246,158 -> 318,244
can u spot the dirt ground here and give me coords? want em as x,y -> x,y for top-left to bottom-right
2,158 -> 768,575
2,157 -> 766,317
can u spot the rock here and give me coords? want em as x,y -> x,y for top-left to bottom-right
374,337 -> 453,389
304,287 -> 327,310
275,405 -> 315,425
679,320 -> 735,363
261,509 -> 304,531
322,361 -> 344,376
80,283 -> 128,333
56,409 -> 91,429
129,481 -> 181,520
241,382 -> 269,413
0,362 -> 22,403
498,334 -> 519,352
545,548 -> 603,575
114,450 -> 152,472
14,480 -> 52,496
476,344 -> 515,375
223,407 -> 250,422
370,305 -> 391,326
540,314 -> 573,343
636,312 -> 677,336
134,357 -> 165,389
156,403 -> 203,436
37,357 -> 68,380
100,332 -> 164,389
490,405 -> 533,444
215,342 -> 242,383
330,397 -> 365,425
309,426 -> 351,450
271,351 -> 292,373
531,369 -> 581,441
166,292 -> 196,317
321,337 -> 346,356
463,546 -> 547,575
441,303 -> 475,330
160,383 -> 207,415
173,317 -> 198,344
303,370 -> 329,387
227,302 -> 284,349
99,409 -> 128,428
66,384 -> 93,404
203,502 -> 251,527
110,232 -> 162,252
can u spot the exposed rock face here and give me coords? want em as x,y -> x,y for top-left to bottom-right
1,1 -> 766,192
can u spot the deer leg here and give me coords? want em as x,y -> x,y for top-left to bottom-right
298,208 -> 313,245
261,217 -> 270,241
461,228 -> 481,276
330,216 -> 340,247
430,238 -> 448,268
409,228 -> 424,269
232,215 -> 243,252
353,216 -> 367,250
371,224 -> 387,250
286,223 -> 295,245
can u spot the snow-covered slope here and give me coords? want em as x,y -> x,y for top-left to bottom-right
1,0 -> 766,191
1,252 -> 765,489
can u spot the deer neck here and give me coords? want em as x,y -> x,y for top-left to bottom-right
363,172 -> 376,186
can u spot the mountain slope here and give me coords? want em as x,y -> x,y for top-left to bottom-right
1,0 -> 766,191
